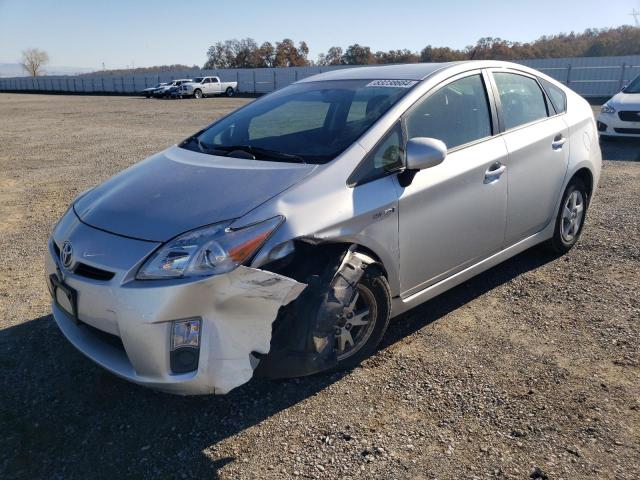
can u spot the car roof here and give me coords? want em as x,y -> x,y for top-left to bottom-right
298,62 -> 464,82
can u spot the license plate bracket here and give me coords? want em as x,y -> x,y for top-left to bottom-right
49,274 -> 78,322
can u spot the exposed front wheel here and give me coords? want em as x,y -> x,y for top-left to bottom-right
548,179 -> 588,254
194,89 -> 203,99
333,268 -> 391,369
257,248 -> 391,378
225,87 -> 234,97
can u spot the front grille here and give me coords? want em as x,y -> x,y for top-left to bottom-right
78,320 -> 125,352
74,262 -> 115,281
618,111 -> 640,122
613,128 -> 640,135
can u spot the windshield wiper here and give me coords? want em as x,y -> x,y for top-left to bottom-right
210,145 -> 306,164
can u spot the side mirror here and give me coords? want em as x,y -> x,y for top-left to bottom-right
406,137 -> 447,171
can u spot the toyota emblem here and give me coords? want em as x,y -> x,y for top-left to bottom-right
60,241 -> 74,270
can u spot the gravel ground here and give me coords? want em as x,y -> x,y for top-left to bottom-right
0,94 -> 638,480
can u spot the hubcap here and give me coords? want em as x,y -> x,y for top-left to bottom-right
561,190 -> 585,243
335,284 -> 377,361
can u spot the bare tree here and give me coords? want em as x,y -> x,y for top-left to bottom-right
21,48 -> 50,76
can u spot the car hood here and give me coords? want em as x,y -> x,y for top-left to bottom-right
610,92 -> 640,109
74,145 -> 317,242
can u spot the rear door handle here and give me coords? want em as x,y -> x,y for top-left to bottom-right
552,134 -> 566,150
484,162 -> 506,183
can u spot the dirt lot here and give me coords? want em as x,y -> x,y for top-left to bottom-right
0,94 -> 638,480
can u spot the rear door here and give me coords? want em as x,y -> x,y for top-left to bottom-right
396,71 -> 509,296
488,70 -> 570,246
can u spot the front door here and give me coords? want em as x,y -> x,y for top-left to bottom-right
209,78 -> 221,94
397,72 -> 508,297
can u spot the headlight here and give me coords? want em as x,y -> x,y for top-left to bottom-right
601,103 -> 616,114
136,216 -> 283,280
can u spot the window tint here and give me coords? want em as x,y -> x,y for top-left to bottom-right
203,78 -> 210,83
405,74 -> 492,150
540,78 -> 567,113
493,73 -> 548,129
211,77 -> 219,83
349,123 -> 403,185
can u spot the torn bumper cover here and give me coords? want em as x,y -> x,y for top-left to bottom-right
47,242 -> 306,395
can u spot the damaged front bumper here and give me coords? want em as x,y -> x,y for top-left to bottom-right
46,218 -> 305,395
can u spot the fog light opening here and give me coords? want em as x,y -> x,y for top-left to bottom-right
170,318 -> 201,374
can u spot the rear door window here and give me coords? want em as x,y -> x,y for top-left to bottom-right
493,72 -> 549,130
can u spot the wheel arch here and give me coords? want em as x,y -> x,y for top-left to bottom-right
263,239 -> 389,280
570,167 -> 594,200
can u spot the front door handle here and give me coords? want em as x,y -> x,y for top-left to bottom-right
552,134 -> 566,150
484,161 -> 506,183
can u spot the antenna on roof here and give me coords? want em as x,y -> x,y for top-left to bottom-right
631,8 -> 640,27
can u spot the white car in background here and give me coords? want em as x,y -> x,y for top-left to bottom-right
597,74 -> 640,138
177,76 -> 238,99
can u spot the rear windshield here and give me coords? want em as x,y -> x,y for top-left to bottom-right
624,75 -> 640,94
180,79 -> 416,164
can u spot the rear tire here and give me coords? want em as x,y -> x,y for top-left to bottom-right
225,87 -> 234,97
548,178 -> 589,254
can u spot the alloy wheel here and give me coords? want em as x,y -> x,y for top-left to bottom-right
561,189 -> 585,243
335,283 -> 377,361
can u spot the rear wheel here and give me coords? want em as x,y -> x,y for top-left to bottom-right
225,87 -> 234,97
548,179 -> 588,254
194,89 -> 203,99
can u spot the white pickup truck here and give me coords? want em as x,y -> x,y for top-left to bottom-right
176,76 -> 238,99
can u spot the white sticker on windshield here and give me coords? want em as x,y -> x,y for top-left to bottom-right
366,80 -> 418,88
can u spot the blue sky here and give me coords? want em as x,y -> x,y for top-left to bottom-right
0,0 -> 638,69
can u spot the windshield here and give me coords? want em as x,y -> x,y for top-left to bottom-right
179,79 -> 416,164
623,75 -> 640,94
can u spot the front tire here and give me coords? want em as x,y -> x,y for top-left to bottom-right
333,267 -> 391,370
194,89 -> 203,99
548,178 -> 589,254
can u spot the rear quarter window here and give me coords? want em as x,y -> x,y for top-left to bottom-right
540,78 -> 567,114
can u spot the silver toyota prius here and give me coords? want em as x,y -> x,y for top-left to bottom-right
47,61 -> 602,395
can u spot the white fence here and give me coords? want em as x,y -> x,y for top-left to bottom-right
1,55 -> 639,98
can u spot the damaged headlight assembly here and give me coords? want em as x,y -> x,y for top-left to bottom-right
136,216 -> 284,280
